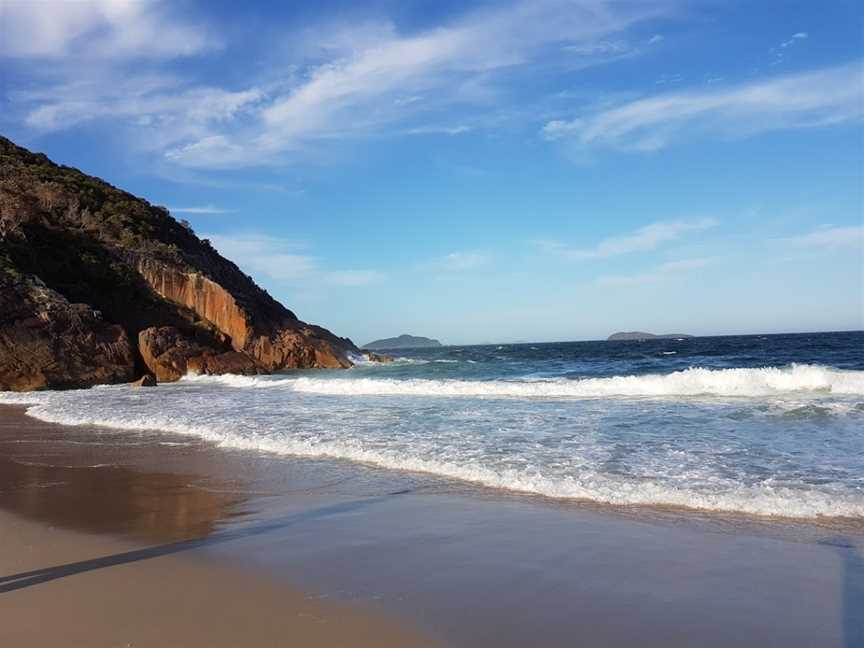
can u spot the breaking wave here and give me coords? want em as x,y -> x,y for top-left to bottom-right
182,364 -> 864,398
0,397 -> 859,519
3,354 -> 862,521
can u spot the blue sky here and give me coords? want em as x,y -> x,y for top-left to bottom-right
1,0 -> 862,344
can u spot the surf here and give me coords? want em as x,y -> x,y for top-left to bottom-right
180,364 -> 864,398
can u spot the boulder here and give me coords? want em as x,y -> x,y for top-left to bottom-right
0,271 -> 136,391
131,375 -> 156,387
186,351 -> 259,376
362,350 -> 394,363
139,326 -> 260,380
138,326 -> 211,382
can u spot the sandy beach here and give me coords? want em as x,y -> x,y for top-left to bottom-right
2,1 -> 862,644
1,403 -> 862,647
0,406 -> 434,647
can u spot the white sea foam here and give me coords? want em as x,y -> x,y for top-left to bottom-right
1,397 -> 861,519
3,362 -> 862,520
181,364 -> 864,399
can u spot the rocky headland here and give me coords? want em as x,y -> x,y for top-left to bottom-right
0,136 -> 360,391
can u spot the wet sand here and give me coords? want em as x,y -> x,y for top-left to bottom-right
0,406 -> 432,647
1,404 -> 863,647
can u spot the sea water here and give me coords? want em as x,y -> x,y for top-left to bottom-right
2,332 -> 863,520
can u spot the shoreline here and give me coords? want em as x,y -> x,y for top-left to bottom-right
0,405 -> 434,647
6,395 -> 864,528
1,404 -> 863,646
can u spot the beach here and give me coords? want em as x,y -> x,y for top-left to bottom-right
2,1 -> 862,643
2,403 -> 862,647
0,406 -> 434,647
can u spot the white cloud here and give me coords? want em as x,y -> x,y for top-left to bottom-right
0,0 -> 214,59
542,62 -> 864,151
325,270 -> 383,286
402,125 -> 473,136
562,40 -> 630,56
168,205 -> 232,215
17,75 -> 264,150
256,0 -> 669,144
205,233 -> 381,287
438,251 -> 491,271
780,225 -> 864,250
781,32 -> 808,48
770,31 -> 809,66
4,0 -> 680,168
78,0 -> 669,168
539,218 -> 718,260
598,258 -> 710,285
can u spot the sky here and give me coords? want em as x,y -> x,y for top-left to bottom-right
1,0 -> 862,345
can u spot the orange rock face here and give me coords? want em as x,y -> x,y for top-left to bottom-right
135,260 -> 353,372
136,261 -> 251,354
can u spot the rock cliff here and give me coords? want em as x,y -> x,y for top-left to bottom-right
0,136 -> 358,390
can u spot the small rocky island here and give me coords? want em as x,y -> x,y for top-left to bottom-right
363,334 -> 442,350
607,332 -> 694,341
0,136 -> 360,391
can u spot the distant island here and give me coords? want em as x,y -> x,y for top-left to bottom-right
607,332 -> 695,341
363,334 -> 443,350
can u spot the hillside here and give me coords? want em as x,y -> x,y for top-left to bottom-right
0,136 -> 358,390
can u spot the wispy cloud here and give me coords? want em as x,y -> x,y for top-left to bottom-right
597,258 -> 710,285
542,62 -> 864,151
780,32 -> 808,49
418,251 -> 492,279
206,233 -> 382,287
779,225 -> 864,250
401,124 -> 473,136
561,31 -> 663,62
438,251 -> 491,271
168,205 -> 232,215
5,0 -> 675,168
0,0 -> 215,59
255,0 -> 671,150
14,73 -> 265,154
538,218 -> 718,260
324,270 -> 383,286
770,31 -> 808,65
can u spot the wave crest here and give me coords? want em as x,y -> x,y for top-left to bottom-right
184,364 -> 864,398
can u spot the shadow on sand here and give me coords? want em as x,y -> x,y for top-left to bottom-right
819,537 -> 864,648
0,490 -> 410,594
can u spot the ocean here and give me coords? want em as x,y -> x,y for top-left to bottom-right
2,331 -> 863,520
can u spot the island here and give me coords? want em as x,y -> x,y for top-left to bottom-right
607,332 -> 694,341
363,334 -> 443,350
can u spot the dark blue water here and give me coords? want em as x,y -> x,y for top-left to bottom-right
365,331 -> 864,381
